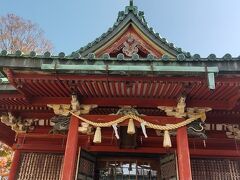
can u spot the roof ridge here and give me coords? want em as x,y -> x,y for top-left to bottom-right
1,49 -> 239,62
75,4 -> 191,58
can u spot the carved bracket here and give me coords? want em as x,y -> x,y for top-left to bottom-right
225,124 -> 240,140
113,106 -> 143,116
47,95 -> 97,116
158,96 -> 211,121
156,119 -> 207,139
48,95 -> 97,134
0,112 -> 35,133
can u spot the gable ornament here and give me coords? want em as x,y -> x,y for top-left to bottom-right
122,36 -> 139,57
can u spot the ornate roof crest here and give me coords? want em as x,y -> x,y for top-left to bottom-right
122,35 -> 139,57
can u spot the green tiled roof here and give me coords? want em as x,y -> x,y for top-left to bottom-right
0,49 -> 240,62
74,3 -> 191,58
0,3 -> 239,62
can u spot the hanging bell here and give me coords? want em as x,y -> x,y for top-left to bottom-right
127,118 -> 135,134
93,127 -> 102,143
163,130 -> 172,148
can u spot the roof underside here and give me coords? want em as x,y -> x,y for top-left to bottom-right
0,3 -> 240,148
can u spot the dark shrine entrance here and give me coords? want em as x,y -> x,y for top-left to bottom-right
75,148 -> 240,180
75,149 -> 178,180
96,156 -> 160,180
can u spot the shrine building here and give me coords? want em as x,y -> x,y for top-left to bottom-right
0,1 -> 240,180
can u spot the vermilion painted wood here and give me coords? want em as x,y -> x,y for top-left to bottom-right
4,68 -> 30,98
19,112 -> 53,119
87,146 -> 172,154
0,123 -> 15,146
49,80 -> 65,97
86,81 -> 96,97
27,96 -> 234,109
17,133 -> 67,139
99,81 -> 108,96
11,130 -> 240,157
95,26 -> 162,58
11,139 -> 240,157
189,149 -> 240,158
6,108 -> 240,125
177,126 -> 192,180
61,115 -> 79,180
10,72 -> 240,84
8,150 -> 21,180
12,144 -> 66,152
14,129 -> 239,148
224,87 -> 240,100
86,145 -> 240,157
103,82 -> 113,97
2,71 -> 240,109
56,81 -> 70,96
0,93 -> 24,98
95,81 -> 104,97
41,81 -> 56,96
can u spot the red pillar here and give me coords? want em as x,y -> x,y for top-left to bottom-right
8,150 -> 21,180
61,115 -> 79,180
177,126 -> 192,180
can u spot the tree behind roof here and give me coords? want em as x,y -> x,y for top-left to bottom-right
0,14 -> 53,54
0,14 -> 53,178
0,142 -> 13,178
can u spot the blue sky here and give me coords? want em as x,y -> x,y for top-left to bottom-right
1,0 -> 240,57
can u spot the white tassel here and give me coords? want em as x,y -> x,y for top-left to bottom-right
112,124 -> 119,139
127,118 -> 135,134
163,130 -> 172,148
141,122 -> 148,138
203,140 -> 206,148
93,127 -> 101,143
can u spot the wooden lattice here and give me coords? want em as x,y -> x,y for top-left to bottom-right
79,158 -> 95,177
17,152 -> 63,180
76,149 -> 95,180
191,159 -> 240,180
160,154 -> 178,180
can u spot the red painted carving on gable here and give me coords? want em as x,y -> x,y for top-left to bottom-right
96,25 -> 163,58
122,36 -> 139,57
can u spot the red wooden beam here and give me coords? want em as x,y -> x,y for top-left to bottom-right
17,133 -> 67,139
0,122 -> 15,147
177,126 -> 192,180
8,150 -> 21,180
87,145 -> 240,158
87,146 -> 172,154
12,143 -> 65,152
29,96 -> 233,109
17,112 -> 53,119
31,97 -> 71,104
4,68 -> 30,99
14,128 -> 239,150
61,115 -> 79,180
11,72 -> 240,83
11,142 -> 240,158
190,149 -> 240,158
0,93 -> 24,99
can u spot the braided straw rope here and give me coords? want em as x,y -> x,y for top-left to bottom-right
70,112 -> 201,131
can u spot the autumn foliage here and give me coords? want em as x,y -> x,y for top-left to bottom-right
0,142 -> 13,178
0,14 -> 53,54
